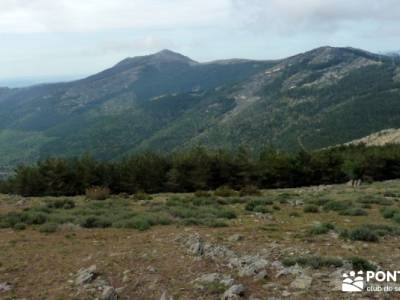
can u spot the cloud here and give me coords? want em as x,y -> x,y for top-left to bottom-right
230,0 -> 400,35
0,0 -> 231,33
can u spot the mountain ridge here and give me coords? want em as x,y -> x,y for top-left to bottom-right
0,46 -> 399,166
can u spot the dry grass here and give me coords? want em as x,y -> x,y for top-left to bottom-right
1,180 -> 400,299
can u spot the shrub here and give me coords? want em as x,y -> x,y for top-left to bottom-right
39,223 -> 58,233
339,208 -> 368,216
134,191 -> 151,200
194,190 -> 212,197
348,227 -> 379,242
26,212 -> 48,225
381,207 -> 399,219
282,256 -> 343,269
309,198 -> 330,206
310,223 -> 335,235
85,186 -> 110,200
46,199 -> 75,209
214,186 -> 237,197
80,216 -> 112,228
245,199 -> 273,212
303,205 -> 319,213
115,216 -> 152,231
239,185 -> 262,197
357,195 -> 393,206
191,197 -> 215,206
203,219 -> 228,228
362,224 -> 400,236
14,223 -> 27,230
350,257 -> 377,271
323,201 -> 348,212
289,212 -> 301,217
392,213 -> 400,224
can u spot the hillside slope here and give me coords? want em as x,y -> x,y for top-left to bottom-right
0,47 -> 399,166
345,128 -> 400,146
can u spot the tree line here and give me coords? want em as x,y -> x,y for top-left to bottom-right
1,144 -> 400,197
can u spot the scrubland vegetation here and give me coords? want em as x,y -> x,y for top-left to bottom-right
2,145 -> 400,299
1,176 -> 400,299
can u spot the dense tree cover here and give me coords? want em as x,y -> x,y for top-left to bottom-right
1,145 -> 400,197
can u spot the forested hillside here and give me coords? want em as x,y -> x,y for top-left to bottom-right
0,47 -> 399,167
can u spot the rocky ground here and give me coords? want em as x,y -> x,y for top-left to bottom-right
2,181 -> 400,299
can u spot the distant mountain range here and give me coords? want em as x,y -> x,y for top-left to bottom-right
0,46 -> 400,166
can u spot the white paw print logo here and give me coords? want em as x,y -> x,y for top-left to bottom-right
342,271 -> 365,292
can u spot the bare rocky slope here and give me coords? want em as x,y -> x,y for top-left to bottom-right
345,128 -> 400,146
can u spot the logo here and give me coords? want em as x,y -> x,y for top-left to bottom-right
342,271 -> 364,292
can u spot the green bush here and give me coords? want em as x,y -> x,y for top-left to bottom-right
289,212 -> 301,217
239,185 -> 262,197
310,223 -> 335,235
134,191 -> 151,200
282,256 -> 343,269
194,190 -> 212,197
350,257 -> 377,271
116,217 -> 151,231
357,195 -> 393,206
323,201 -> 348,212
303,205 -> 319,213
214,186 -> 238,197
46,199 -> 75,209
13,223 -> 27,230
339,208 -> 368,216
309,198 -> 330,206
392,213 -> 400,224
272,205 -> 281,210
348,227 -> 379,242
39,223 -> 58,233
245,199 -> 273,212
381,207 -> 399,219
80,216 -> 112,228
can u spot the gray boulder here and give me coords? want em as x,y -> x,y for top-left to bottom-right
221,284 -> 246,300
290,274 -> 313,290
101,286 -> 118,300
75,265 -> 97,285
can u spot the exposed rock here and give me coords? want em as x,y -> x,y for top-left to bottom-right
122,270 -> 130,283
276,264 -> 304,278
290,274 -> 313,290
101,286 -> 118,300
228,234 -> 244,242
75,265 -> 97,285
160,291 -> 174,300
229,255 -> 268,277
178,233 -> 236,261
0,282 -> 12,291
193,273 -> 234,289
282,290 -> 292,297
221,284 -> 245,300
253,270 -> 268,281
147,265 -> 157,273
178,233 -> 204,255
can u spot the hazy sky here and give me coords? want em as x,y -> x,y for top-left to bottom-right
1,0 -> 399,82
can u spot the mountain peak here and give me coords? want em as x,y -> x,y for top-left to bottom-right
115,49 -> 198,69
151,49 -> 198,65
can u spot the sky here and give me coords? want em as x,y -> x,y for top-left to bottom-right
1,0 -> 399,85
